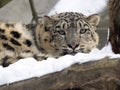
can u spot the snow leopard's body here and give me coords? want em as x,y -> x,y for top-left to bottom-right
0,12 -> 100,67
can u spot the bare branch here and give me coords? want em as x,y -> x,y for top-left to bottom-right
29,0 -> 38,24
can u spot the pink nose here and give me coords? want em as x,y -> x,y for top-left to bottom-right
68,43 -> 79,50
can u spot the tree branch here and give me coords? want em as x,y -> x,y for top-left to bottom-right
29,0 -> 38,24
109,0 -> 120,53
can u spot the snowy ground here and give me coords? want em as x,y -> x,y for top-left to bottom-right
0,43 -> 120,86
1,0 -> 119,86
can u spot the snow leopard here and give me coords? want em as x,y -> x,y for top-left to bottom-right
0,12 -> 100,67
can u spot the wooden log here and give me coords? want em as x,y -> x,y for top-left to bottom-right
0,57 -> 120,90
109,0 -> 120,53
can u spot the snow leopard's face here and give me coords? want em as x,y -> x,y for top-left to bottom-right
36,12 -> 100,57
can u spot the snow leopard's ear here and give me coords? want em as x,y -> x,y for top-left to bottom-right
86,14 -> 100,27
43,16 -> 59,26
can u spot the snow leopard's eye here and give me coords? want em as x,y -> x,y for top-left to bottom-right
58,30 -> 66,35
79,29 -> 87,34
55,26 -> 66,35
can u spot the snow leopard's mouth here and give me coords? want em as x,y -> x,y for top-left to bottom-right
62,48 -> 90,56
62,49 -> 78,55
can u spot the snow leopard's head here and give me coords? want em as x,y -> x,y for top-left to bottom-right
35,12 -> 100,57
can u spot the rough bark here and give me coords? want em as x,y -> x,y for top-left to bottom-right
109,0 -> 120,53
0,57 -> 120,90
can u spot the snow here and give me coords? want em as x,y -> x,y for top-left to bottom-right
0,0 -> 119,86
0,43 -> 120,86
49,0 -> 108,16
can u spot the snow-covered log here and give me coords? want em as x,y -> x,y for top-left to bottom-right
0,57 -> 120,90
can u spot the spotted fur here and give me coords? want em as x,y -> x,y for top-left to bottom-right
0,12 -> 100,67
35,12 -> 100,57
0,22 -> 47,67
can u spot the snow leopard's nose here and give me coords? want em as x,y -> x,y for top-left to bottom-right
68,43 -> 79,50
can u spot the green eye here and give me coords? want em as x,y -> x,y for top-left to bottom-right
55,25 -> 66,35
58,30 -> 66,35
80,29 -> 87,34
